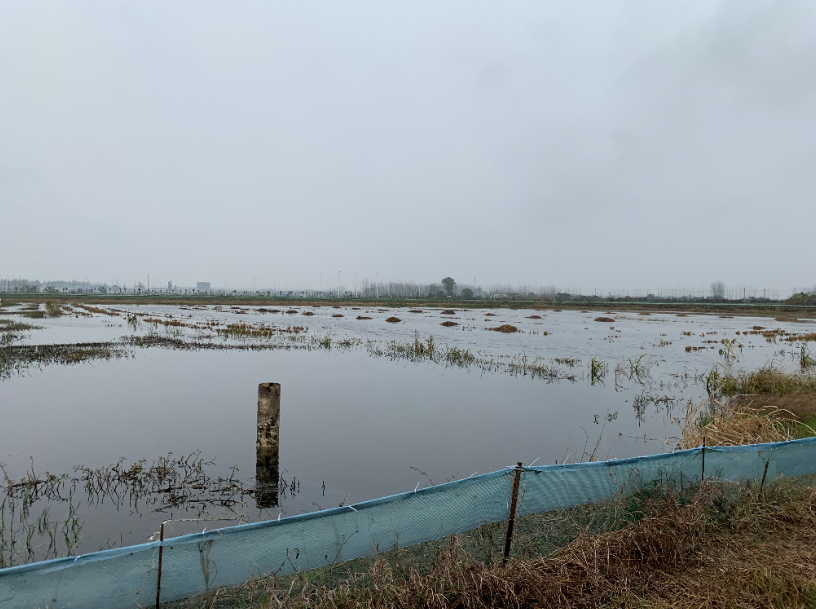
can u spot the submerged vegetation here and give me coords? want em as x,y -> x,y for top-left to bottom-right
0,452 -> 261,567
0,341 -> 133,380
0,319 -> 40,345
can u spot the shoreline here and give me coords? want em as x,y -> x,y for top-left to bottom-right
3,295 -> 816,319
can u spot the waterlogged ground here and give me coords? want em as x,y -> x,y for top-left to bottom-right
1,302 -> 814,564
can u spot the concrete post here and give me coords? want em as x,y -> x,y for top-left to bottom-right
256,382 -> 280,509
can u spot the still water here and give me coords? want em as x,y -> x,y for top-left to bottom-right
0,304 -> 811,558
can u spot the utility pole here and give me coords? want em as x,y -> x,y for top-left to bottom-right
376,273 -> 379,299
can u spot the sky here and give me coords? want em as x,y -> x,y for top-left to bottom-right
2,0 -> 815,292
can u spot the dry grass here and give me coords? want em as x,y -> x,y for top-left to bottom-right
170,480 -> 816,609
673,397 -> 811,449
705,366 -> 816,435
488,324 -> 518,333
716,367 -> 816,398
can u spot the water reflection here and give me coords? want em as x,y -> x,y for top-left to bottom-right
255,445 -> 279,508
255,382 -> 281,508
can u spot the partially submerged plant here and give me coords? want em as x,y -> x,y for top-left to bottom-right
589,358 -> 607,385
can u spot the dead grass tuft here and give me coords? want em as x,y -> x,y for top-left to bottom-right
674,397 -> 810,449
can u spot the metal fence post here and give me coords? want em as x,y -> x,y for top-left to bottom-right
155,522 -> 165,609
503,462 -> 523,565
701,436 -> 706,480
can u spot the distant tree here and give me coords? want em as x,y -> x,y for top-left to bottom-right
461,287 -> 474,300
428,284 -> 441,298
710,280 -> 726,300
441,277 -> 456,297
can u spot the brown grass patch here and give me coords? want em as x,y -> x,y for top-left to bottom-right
408,310 -> 423,313
332,314 -> 344,318
594,317 -> 615,323
385,317 -> 401,323
302,311 -> 315,316
440,321 -> 458,327
526,315 -> 542,319
739,391 -> 816,420
441,310 -> 456,315
286,310 -> 298,314
485,313 -> 496,316
356,316 -> 372,320
488,324 -> 518,333
674,398 -> 808,449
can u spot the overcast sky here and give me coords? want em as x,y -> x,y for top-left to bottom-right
2,0 -> 814,291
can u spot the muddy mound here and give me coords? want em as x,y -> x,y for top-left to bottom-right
440,320 -> 459,327
408,310 -> 423,313
285,310 -> 298,314
385,317 -> 401,323
594,317 -> 615,323
489,324 -> 518,333
332,314 -> 343,318
441,310 -> 456,315
302,311 -> 315,316
526,315 -> 542,319
485,313 -> 496,316
356,316 -> 372,320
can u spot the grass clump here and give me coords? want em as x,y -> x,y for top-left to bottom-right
704,365 -> 816,431
488,324 -> 518,333
674,397 -> 813,448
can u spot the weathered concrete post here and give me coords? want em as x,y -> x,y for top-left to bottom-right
255,382 -> 280,509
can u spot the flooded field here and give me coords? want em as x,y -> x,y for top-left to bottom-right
1,301 -> 814,564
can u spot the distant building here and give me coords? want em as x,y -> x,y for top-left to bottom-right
197,282 -> 211,291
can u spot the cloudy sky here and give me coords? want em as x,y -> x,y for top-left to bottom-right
2,0 -> 814,291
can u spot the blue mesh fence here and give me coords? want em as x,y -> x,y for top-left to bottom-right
2,436 -> 816,609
